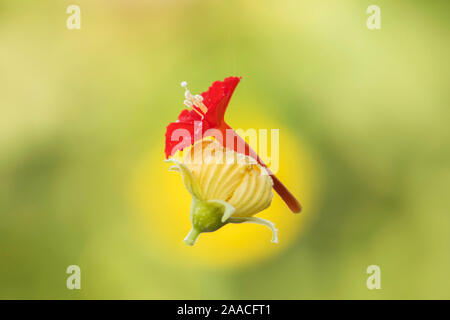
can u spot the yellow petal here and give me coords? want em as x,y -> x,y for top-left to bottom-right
182,140 -> 273,217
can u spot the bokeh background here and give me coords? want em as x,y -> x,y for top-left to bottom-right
1,0 -> 449,299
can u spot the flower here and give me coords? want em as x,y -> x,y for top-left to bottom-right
165,77 -> 302,213
166,140 -> 278,246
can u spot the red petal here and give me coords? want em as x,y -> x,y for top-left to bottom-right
201,76 -> 241,127
164,109 -> 204,158
165,77 -> 241,158
165,119 -> 211,158
177,109 -> 202,122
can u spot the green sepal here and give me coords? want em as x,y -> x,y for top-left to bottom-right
184,198 -> 236,246
228,216 -> 279,243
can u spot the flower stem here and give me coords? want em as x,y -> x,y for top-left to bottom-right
184,228 -> 200,246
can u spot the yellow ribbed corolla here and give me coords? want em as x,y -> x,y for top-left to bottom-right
166,139 -> 277,246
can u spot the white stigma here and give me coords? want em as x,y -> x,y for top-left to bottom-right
180,80 -> 208,115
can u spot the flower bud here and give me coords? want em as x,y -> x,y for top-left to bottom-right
166,140 -> 278,246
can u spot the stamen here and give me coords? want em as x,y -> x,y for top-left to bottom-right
180,80 -> 208,114
184,98 -> 204,118
191,106 -> 204,118
183,100 -> 193,108
185,90 -> 194,101
193,98 -> 208,114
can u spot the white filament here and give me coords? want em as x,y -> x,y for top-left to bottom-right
180,80 -> 208,114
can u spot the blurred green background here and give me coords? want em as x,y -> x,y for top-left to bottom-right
1,0 -> 449,299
